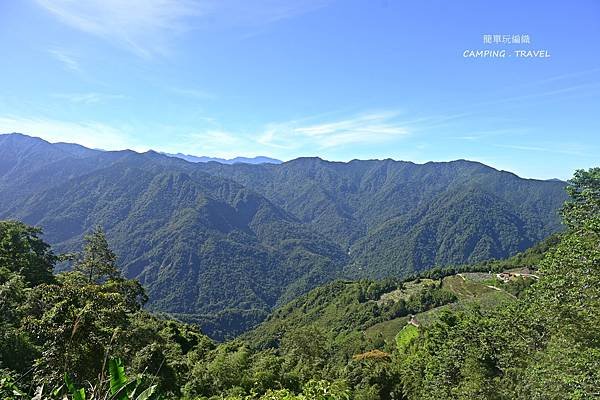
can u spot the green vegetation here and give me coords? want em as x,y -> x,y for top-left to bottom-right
364,318 -> 408,344
0,134 -> 567,338
393,168 -> 600,398
62,357 -> 157,400
0,215 -> 547,399
0,223 -> 214,398
200,157 -> 566,279
1,135 -> 598,398
395,325 -> 418,352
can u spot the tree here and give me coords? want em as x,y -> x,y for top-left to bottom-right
561,167 -> 600,230
12,225 -> 145,387
74,226 -> 120,284
0,267 -> 38,374
523,168 -> 600,397
0,220 -> 55,286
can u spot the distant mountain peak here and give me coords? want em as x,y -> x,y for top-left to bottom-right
0,132 -> 569,338
161,152 -> 282,165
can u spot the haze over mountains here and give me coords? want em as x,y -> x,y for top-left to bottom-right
162,152 -> 282,165
0,133 -> 567,338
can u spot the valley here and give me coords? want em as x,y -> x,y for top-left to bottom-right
0,139 -> 597,398
0,133 -> 567,338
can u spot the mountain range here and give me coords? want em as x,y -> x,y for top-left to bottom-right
162,152 -> 282,165
0,133 -> 567,338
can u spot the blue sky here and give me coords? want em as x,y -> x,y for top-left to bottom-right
0,0 -> 598,179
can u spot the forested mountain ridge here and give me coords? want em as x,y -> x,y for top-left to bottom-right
1,165 -> 598,399
0,133 -> 567,337
1,135 -> 346,338
192,156 -> 567,276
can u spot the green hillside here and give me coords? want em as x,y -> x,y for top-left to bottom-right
0,134 -> 567,338
1,138 -> 347,339
195,157 -> 566,278
0,167 -> 598,399
244,254 -> 538,353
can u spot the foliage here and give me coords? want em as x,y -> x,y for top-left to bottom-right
61,358 -> 157,400
0,134 -> 566,338
394,325 -> 418,352
0,224 -> 213,399
0,139 -> 597,399
0,220 -> 55,286
0,373 -> 27,400
392,168 -> 600,399
74,227 -> 120,284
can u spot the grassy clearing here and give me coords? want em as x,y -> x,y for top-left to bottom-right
459,272 -> 494,282
442,275 -> 495,299
364,316 -> 409,343
395,324 -> 419,351
411,274 -> 516,327
366,271 -> 518,341
378,278 -> 436,304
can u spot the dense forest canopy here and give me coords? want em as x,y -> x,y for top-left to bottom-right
1,167 -> 598,399
0,133 -> 568,338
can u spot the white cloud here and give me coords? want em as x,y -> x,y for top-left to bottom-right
37,0 -> 207,58
47,48 -> 81,72
51,92 -> 126,104
0,109 -> 410,160
0,115 -> 134,150
259,111 -> 410,150
36,0 -> 328,58
154,111 -> 410,160
494,143 -> 590,157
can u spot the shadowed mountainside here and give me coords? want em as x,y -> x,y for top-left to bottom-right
0,133 -> 567,338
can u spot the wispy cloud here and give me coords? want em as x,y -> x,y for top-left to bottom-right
518,67 -> 600,87
259,111 -> 410,149
154,110 -> 410,159
48,48 -> 82,72
163,129 -> 247,159
51,92 -> 126,104
495,143 -> 591,157
452,128 -> 530,141
36,0 -> 329,58
0,115 -> 134,150
37,0 -> 206,58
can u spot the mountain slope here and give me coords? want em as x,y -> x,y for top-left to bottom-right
242,238 -> 552,353
194,157 -> 567,276
0,136 -> 345,338
0,134 -> 567,338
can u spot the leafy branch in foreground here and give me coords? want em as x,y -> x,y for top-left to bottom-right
63,358 -> 157,400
